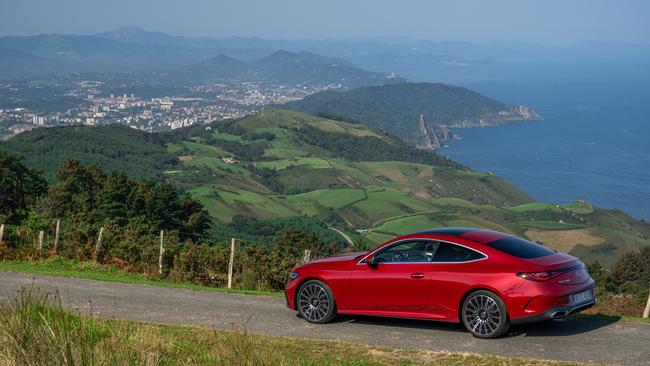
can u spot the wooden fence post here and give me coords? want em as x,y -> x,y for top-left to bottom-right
37,230 -> 44,252
227,238 -> 237,289
94,227 -> 104,258
643,293 -> 650,318
302,249 -> 311,263
53,219 -> 60,254
158,230 -> 164,276
0,224 -> 4,246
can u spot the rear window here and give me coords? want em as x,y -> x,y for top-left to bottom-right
433,242 -> 485,262
486,236 -> 555,259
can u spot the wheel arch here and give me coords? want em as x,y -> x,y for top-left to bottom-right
458,286 -> 509,322
292,276 -> 328,310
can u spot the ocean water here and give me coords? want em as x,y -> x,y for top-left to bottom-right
441,81 -> 650,221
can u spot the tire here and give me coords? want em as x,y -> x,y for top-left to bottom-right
296,280 -> 337,324
461,290 -> 510,339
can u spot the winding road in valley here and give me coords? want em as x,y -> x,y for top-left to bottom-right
0,271 -> 648,365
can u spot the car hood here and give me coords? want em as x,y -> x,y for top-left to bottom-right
307,251 -> 367,264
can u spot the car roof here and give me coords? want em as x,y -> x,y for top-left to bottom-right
408,227 -> 511,245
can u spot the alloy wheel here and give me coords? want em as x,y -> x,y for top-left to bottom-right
298,283 -> 331,322
464,294 -> 502,337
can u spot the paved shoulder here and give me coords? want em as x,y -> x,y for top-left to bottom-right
0,271 -> 647,365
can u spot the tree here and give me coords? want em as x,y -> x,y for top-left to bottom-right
95,172 -> 135,226
46,159 -> 105,218
273,228 -> 331,258
39,159 -> 211,239
0,151 -> 46,223
611,247 -> 650,294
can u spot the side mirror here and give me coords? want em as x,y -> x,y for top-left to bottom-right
366,254 -> 377,268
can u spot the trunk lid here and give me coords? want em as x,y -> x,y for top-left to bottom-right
525,252 -> 590,285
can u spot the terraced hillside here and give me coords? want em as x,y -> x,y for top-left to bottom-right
2,109 -> 649,266
165,109 -> 650,267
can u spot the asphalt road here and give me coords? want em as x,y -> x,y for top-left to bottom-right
0,271 -> 648,365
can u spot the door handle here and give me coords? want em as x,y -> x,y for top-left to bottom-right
410,273 -> 425,279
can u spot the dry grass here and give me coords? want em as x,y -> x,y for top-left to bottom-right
0,286 -> 587,366
525,229 -> 605,253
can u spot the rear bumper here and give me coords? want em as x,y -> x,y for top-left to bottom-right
511,298 -> 596,324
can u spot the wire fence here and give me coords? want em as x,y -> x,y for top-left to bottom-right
0,220 -> 315,292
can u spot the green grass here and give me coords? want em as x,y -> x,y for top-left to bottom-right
353,187 -> 434,224
516,221 -> 587,230
370,213 -> 443,236
507,202 -> 563,213
561,201 -> 595,214
256,157 -> 332,170
0,287 -> 586,365
285,188 -> 367,215
0,258 -> 281,297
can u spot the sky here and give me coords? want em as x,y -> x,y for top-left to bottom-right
1,0 -> 649,45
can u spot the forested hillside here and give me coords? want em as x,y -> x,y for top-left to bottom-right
285,82 -> 540,144
0,124 -> 176,180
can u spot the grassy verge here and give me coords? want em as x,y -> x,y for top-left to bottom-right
0,287 -> 586,366
0,258 -> 281,297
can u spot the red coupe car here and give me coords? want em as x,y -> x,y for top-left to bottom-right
285,227 -> 595,338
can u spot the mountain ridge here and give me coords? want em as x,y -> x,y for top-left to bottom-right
176,49 -> 403,87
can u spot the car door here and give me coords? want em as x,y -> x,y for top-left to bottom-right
427,241 -> 488,319
350,240 -> 437,313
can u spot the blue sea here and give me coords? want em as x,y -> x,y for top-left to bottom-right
442,81 -> 650,221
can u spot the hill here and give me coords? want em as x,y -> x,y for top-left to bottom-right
3,110 -> 649,267
177,50 -> 403,88
0,34 -> 214,77
177,54 -> 249,80
0,124 -> 175,180
284,82 -> 540,145
0,48 -> 76,79
164,109 -> 650,266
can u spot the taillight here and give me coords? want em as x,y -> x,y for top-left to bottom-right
517,271 -> 562,282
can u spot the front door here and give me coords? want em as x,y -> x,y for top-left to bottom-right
350,240 -> 437,313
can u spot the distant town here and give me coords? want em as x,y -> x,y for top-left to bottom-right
0,77 -> 337,138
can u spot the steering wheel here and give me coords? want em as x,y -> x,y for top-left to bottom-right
392,252 -> 407,262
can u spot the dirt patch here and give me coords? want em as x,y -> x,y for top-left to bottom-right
177,155 -> 193,161
526,229 -> 605,253
375,166 -> 406,183
408,188 -> 431,199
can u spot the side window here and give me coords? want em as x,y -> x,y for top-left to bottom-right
432,242 -> 485,262
374,241 -> 439,263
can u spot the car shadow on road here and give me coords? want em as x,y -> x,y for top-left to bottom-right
506,317 -> 618,337
326,314 -> 617,338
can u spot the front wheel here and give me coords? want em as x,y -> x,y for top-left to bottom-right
297,280 -> 337,323
461,290 -> 510,338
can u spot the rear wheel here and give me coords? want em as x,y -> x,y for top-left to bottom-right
461,290 -> 510,338
297,280 -> 337,323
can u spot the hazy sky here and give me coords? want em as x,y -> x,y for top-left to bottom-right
1,0 -> 649,44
